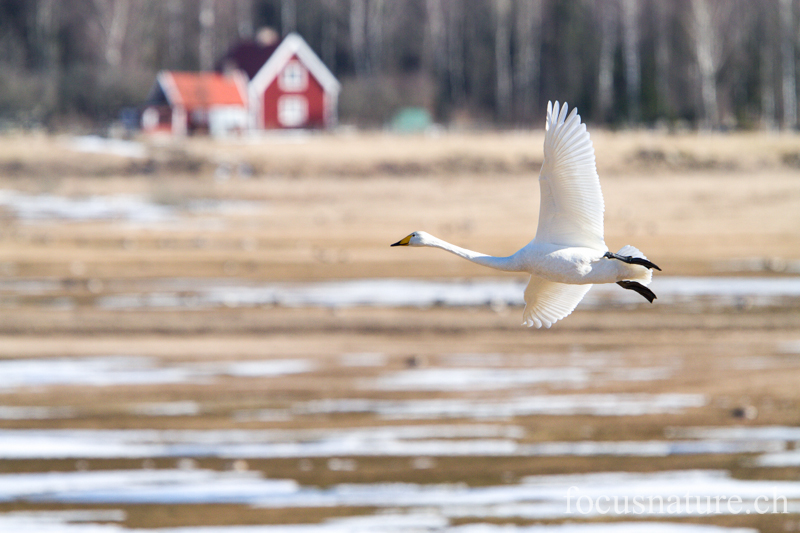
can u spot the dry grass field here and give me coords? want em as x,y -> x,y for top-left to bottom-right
0,129 -> 799,532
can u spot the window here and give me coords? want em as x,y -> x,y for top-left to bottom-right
279,61 -> 308,92
142,107 -> 159,130
278,95 -> 308,127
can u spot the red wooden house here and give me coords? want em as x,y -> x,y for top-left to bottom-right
142,32 -> 340,136
244,32 -> 340,130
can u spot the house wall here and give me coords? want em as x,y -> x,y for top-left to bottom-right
261,56 -> 327,129
141,106 -> 174,134
209,106 -> 248,137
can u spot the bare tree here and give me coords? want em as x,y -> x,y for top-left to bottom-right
761,1 -> 777,130
779,0 -> 797,129
236,0 -> 253,39
493,0 -> 513,122
596,0 -> 617,122
350,0 -> 368,75
167,0 -> 184,68
91,0 -> 131,68
621,0 -> 640,123
445,0 -> 466,108
653,0 -> 671,117
36,0 -> 59,65
425,0 -> 446,78
689,0 -> 754,129
36,0 -> 60,113
367,0 -> 384,73
282,0 -> 297,36
322,0 -> 339,71
691,0 -> 719,129
514,0 -> 542,122
199,0 -> 215,71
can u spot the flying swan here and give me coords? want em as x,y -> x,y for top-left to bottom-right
391,101 -> 661,328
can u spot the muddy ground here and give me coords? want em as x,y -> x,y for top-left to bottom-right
0,130 -> 799,532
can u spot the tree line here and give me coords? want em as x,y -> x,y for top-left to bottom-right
0,0 -> 797,130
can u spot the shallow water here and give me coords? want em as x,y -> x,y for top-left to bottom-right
753,450 -> 800,467
664,426 -> 800,468
1,275 -> 796,311
0,190 -> 267,225
369,366 -> 673,392
0,509 -> 761,533
666,425 -> 800,441
0,422 -> 780,460
297,393 -> 707,419
0,356 -> 314,392
129,402 -> 201,417
91,276 -> 800,311
372,367 -> 591,390
0,406 -> 76,420
0,190 -> 174,223
2,467 -> 796,521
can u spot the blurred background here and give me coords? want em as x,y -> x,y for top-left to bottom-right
1,1 -> 800,533
0,0 -> 799,130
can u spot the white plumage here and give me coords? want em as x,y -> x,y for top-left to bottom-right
392,102 -> 660,328
536,101 -> 605,250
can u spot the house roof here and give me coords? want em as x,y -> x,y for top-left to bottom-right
216,40 -> 280,80
157,71 -> 246,109
249,33 -> 341,99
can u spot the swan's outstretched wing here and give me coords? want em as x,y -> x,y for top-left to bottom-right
522,275 -> 592,329
535,101 -> 606,250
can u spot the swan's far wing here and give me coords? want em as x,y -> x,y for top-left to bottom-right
535,101 -> 605,250
522,275 -> 592,328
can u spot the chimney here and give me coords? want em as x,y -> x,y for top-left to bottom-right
256,27 -> 279,47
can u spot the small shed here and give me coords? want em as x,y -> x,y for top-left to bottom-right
142,71 -> 248,137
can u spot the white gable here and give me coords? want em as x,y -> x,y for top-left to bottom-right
249,33 -> 340,98
156,71 -> 182,106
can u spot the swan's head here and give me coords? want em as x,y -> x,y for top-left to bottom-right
390,231 -> 433,247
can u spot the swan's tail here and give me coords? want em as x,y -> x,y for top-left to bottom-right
616,245 -> 654,285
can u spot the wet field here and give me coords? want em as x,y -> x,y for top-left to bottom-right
0,131 -> 799,532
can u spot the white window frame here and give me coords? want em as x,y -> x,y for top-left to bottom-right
278,60 -> 308,92
277,95 -> 308,127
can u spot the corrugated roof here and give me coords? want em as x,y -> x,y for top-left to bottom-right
160,72 -> 245,108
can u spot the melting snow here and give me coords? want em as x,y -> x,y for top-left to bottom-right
373,367 -> 590,390
0,510 -> 760,532
68,135 -> 147,159
92,277 -> 800,311
0,190 -> 173,223
2,467 -> 795,522
0,405 -> 76,420
299,393 -> 707,419
666,425 -> 800,441
0,357 -> 193,390
754,451 -> 800,467
0,425 -> 778,460
0,356 -> 315,392
370,366 -> 673,391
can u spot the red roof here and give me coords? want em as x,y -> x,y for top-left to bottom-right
216,40 -> 279,80
162,72 -> 245,108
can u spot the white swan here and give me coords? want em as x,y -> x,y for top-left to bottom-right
391,101 -> 661,328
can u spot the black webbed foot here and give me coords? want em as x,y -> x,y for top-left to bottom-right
616,280 -> 657,303
604,251 -> 662,271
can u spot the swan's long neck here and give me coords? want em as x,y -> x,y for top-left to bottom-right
425,236 -> 521,272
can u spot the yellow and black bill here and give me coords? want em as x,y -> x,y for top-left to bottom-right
390,234 -> 412,247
